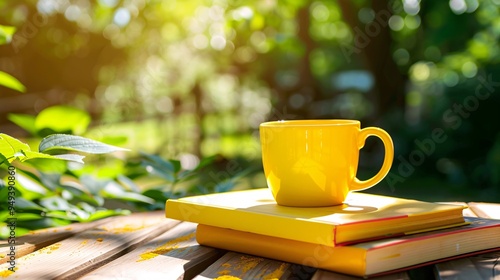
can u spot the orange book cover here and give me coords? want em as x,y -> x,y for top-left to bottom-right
196,217 -> 500,277
166,188 -> 465,246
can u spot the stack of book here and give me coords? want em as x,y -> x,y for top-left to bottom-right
165,188 -> 500,277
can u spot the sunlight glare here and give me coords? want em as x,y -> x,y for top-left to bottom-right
210,35 -> 226,50
449,0 -> 467,14
98,0 -> 118,8
403,0 -> 420,15
232,6 -> 254,20
179,153 -> 200,170
114,7 -> 131,27
311,2 -> 330,21
461,61 -> 478,78
410,62 -> 431,81
389,15 -> 404,31
37,0 -> 57,15
193,34 -> 209,49
64,5 -> 81,22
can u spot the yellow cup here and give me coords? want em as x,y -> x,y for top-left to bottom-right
260,120 -> 394,207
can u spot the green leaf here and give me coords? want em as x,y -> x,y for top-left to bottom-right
98,135 -> 128,146
39,134 -> 129,154
26,158 -> 68,173
142,189 -> 169,201
17,217 -> 71,229
8,114 -> 37,136
194,155 -> 217,171
0,71 -> 26,92
171,159 -> 182,173
0,25 -> 16,44
44,210 -> 79,221
177,170 -> 197,181
68,204 -> 91,220
35,106 -> 91,135
102,181 -> 154,204
214,180 -> 236,193
77,202 -> 96,213
85,209 -> 130,222
141,153 -> 176,173
79,175 -> 107,196
52,154 -> 85,164
140,153 -> 177,182
110,192 -> 155,204
0,226 -> 30,238
0,211 -> 9,222
22,150 -> 72,161
0,133 -> 31,162
39,196 -> 70,211
15,171 -> 49,200
60,182 -> 104,206
38,172 -> 62,192
117,174 -> 140,192
0,153 -> 7,166
15,212 -> 44,221
15,197 -> 46,211
0,134 -> 87,164
141,161 -> 175,182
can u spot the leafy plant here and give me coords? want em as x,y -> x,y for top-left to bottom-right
0,104 -> 251,238
138,154 -> 256,210
0,132 -> 139,237
0,105 -> 146,238
9,105 -> 91,137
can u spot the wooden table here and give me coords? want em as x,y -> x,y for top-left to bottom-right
1,202 -> 499,280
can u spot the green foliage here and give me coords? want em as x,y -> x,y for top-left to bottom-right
9,106 -> 92,137
0,104 -> 249,237
39,134 -> 129,155
0,133 -> 127,165
0,24 -> 15,44
0,71 -> 25,93
35,106 -> 91,136
136,154 -> 250,210
0,131 -> 140,236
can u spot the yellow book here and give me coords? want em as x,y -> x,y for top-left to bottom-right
166,188 -> 465,246
196,217 -> 500,277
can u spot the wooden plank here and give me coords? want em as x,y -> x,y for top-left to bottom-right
467,202 -> 500,219
311,270 -> 409,280
0,218 -> 109,264
194,251 -> 314,280
0,211 -> 179,279
79,221 -> 225,280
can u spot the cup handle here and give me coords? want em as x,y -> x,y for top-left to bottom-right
350,127 -> 394,191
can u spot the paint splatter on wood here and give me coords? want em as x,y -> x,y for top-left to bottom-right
102,224 -> 145,234
38,243 -> 62,255
137,232 -> 195,262
261,263 -> 287,279
214,276 -> 242,280
0,267 -> 16,278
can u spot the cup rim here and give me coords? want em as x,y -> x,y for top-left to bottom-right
260,119 -> 360,127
